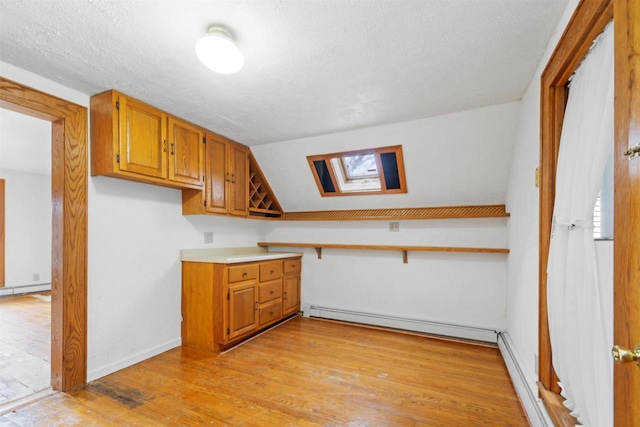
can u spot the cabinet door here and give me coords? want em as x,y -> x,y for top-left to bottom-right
168,117 -> 204,186
228,281 -> 258,340
204,133 -> 229,214
229,143 -> 249,216
283,274 -> 300,315
118,95 -> 167,178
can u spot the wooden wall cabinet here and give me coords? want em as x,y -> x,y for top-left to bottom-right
91,90 -> 204,190
182,256 -> 301,353
182,132 -> 249,217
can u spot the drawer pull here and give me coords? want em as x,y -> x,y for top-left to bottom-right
269,290 -> 274,295
270,269 -> 275,274
269,309 -> 274,315
242,271 -> 247,276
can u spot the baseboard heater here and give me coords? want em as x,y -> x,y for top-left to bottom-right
0,283 -> 52,297
304,305 -> 499,343
498,332 -> 551,427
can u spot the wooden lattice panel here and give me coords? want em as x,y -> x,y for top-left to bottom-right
281,204 -> 509,221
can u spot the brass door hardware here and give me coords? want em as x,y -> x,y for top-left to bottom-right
612,345 -> 640,366
624,143 -> 640,159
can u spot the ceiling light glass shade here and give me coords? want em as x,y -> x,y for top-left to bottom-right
195,27 -> 244,74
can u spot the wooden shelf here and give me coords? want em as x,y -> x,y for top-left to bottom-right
280,205 -> 509,221
257,242 -> 509,264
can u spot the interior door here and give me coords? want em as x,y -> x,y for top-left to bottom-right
613,0 -> 640,424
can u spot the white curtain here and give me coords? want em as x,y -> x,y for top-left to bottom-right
547,23 -> 614,427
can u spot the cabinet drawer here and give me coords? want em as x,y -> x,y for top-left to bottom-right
259,280 -> 282,304
228,264 -> 258,283
283,258 -> 301,274
259,300 -> 282,327
259,261 -> 283,282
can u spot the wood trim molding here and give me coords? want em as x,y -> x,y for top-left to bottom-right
0,77 -> 88,391
281,204 -> 509,221
539,0 -> 613,397
537,382 -> 580,427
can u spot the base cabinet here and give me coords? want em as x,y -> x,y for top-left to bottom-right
182,256 -> 301,352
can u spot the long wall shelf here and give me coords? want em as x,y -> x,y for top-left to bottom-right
280,204 -> 509,221
257,242 -> 509,264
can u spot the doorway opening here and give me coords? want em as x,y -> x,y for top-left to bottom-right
0,107 -> 53,406
0,77 -> 88,393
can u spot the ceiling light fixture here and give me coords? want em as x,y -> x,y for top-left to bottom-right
195,26 -> 244,74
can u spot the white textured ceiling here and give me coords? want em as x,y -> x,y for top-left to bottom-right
0,108 -> 51,176
0,0 -> 568,146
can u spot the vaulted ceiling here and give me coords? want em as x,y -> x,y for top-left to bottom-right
0,0 -> 569,147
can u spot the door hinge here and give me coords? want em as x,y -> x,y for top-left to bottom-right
116,153 -> 120,163
203,136 -> 206,144
227,328 -> 230,335
115,100 -> 120,110
227,292 -> 230,300
204,200 -> 207,207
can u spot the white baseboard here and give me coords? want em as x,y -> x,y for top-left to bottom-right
303,304 -> 499,343
0,283 -> 52,297
497,331 -> 553,427
87,338 -> 181,382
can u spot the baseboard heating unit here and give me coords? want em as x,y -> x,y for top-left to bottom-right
304,305 -> 499,343
497,331 -> 552,427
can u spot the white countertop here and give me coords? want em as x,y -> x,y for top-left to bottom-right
180,247 -> 303,264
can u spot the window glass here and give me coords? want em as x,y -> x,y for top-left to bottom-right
341,154 -> 378,180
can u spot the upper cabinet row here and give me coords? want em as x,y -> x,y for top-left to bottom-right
91,90 -> 282,218
91,90 -> 204,189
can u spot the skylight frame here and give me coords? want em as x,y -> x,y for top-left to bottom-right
307,145 -> 407,197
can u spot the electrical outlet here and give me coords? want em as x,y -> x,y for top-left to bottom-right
389,222 -> 400,232
33,273 -> 40,281
204,231 -> 214,244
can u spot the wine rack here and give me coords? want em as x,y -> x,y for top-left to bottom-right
249,154 -> 283,218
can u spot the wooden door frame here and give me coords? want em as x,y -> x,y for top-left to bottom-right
0,77 -> 87,391
539,0 -> 639,425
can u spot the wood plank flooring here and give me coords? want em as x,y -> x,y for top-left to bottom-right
0,317 -> 528,426
0,293 -> 50,405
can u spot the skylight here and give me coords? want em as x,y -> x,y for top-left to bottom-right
307,146 -> 407,197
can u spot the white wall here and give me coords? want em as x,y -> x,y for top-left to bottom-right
0,60 -> 268,381
504,0 -> 580,395
0,169 -> 51,287
252,102 -> 520,211
88,177 -> 266,380
266,217 -> 509,334
255,102 -> 519,337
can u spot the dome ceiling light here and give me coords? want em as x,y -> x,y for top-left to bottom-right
195,26 -> 244,74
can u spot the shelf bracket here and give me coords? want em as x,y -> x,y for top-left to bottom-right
315,247 -> 322,259
402,250 -> 408,264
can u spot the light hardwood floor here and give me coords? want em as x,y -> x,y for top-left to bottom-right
1,317 -> 528,426
0,293 -> 51,405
